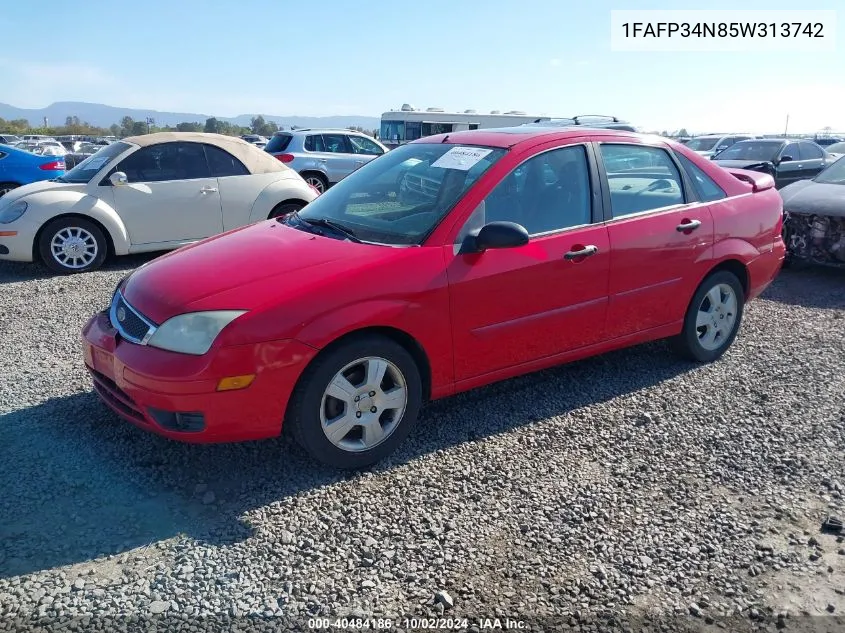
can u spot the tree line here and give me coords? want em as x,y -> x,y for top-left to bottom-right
0,115 -> 378,139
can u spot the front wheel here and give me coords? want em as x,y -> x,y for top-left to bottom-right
38,217 -> 108,274
672,270 -> 745,362
286,335 -> 422,469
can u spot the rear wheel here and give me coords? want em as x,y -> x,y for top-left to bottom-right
301,172 -> 328,194
286,335 -> 422,469
268,201 -> 304,220
672,270 -> 744,362
38,217 -> 108,274
0,182 -> 19,197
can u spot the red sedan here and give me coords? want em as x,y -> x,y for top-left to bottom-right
82,127 -> 786,468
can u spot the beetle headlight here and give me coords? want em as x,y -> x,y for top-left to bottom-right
0,201 -> 27,224
147,311 -> 247,355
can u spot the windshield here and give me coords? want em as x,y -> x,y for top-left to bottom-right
60,141 -> 130,183
293,142 -> 506,245
715,141 -> 781,162
815,156 -> 845,184
686,137 -> 720,151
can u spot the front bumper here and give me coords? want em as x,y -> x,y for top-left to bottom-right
81,311 -> 318,443
0,223 -> 35,262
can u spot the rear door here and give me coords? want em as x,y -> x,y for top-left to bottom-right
597,142 -> 715,340
320,133 -> 358,183
796,141 -> 827,180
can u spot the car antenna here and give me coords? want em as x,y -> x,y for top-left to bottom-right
442,135 -> 450,143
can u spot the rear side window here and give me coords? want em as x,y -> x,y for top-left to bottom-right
204,144 -> 249,177
675,153 -> 726,202
322,134 -> 349,153
600,144 -> 685,218
305,135 -> 326,152
265,133 -> 292,153
798,142 -> 824,160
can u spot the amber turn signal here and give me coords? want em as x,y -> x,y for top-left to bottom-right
216,374 -> 256,391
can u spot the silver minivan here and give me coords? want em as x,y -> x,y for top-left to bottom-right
265,128 -> 388,192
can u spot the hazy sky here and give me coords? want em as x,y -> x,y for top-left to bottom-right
2,0 -> 843,134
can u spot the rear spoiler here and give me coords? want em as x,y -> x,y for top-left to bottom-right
725,167 -> 775,193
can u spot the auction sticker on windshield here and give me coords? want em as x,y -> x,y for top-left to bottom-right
431,146 -> 493,171
83,157 -> 110,170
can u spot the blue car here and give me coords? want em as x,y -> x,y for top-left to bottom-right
0,144 -> 66,197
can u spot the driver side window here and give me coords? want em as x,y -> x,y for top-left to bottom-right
456,145 -> 592,243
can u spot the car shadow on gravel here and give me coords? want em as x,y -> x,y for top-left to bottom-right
0,339 -> 698,579
762,266 -> 845,309
0,252 -> 166,285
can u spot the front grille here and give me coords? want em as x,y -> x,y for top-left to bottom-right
110,292 -> 156,344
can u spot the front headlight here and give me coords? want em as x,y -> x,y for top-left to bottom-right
147,310 -> 247,355
0,201 -> 27,224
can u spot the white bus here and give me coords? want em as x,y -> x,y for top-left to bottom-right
379,105 -> 634,148
379,105 -> 555,148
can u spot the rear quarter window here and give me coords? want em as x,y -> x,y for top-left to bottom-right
675,153 -> 726,202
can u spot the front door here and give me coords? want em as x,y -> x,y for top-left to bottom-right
775,142 -> 803,188
445,142 -> 610,382
596,142 -> 715,339
110,142 -> 223,245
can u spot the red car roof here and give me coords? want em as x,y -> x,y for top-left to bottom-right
410,126 -> 643,149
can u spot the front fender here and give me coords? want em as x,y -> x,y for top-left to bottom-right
247,174 -> 317,224
24,192 -> 131,255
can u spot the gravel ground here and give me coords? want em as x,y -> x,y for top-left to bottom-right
0,256 -> 844,632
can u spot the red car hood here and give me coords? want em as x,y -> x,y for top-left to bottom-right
123,220 -> 394,324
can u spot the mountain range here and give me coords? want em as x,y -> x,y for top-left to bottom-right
0,101 -> 382,131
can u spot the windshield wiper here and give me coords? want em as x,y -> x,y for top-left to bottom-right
298,216 -> 362,243
52,176 -> 67,183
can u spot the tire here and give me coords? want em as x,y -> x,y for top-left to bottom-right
268,201 -> 304,220
38,217 -> 108,274
0,182 -> 19,197
672,270 -> 745,363
301,172 -> 328,194
286,334 -> 423,469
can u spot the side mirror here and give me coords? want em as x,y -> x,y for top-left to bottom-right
109,171 -> 128,186
779,155 -> 794,163
463,221 -> 529,253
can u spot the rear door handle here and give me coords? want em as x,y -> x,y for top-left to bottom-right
200,186 -> 218,194
676,219 -> 701,232
564,245 -> 598,260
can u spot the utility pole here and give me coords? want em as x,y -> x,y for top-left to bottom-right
784,114 -> 789,136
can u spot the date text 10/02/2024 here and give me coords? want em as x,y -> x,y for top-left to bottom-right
307,617 -> 528,630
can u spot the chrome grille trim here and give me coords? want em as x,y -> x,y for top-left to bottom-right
109,291 -> 158,345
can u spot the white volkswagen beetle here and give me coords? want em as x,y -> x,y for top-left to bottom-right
0,132 -> 319,274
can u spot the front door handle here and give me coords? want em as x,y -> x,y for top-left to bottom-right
564,245 -> 598,260
200,186 -> 218,194
676,219 -> 701,232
